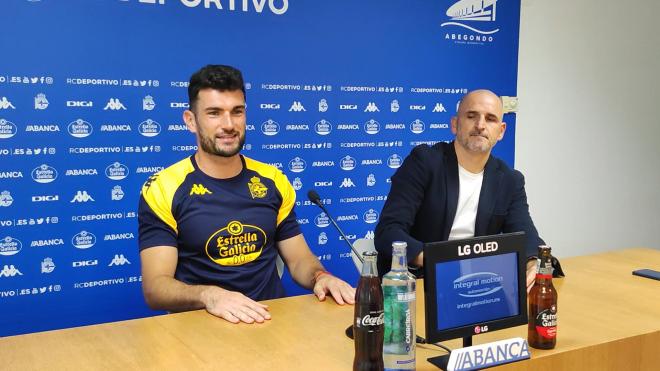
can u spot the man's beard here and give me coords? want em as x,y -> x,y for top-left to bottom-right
198,126 -> 245,158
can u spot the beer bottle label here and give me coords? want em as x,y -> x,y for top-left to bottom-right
534,304 -> 557,339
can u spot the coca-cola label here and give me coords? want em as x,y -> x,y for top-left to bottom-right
534,305 -> 557,339
356,311 -> 384,328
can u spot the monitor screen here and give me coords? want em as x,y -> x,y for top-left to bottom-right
424,232 -> 528,344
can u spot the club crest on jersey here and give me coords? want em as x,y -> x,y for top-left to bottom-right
206,221 -> 266,266
190,183 -> 212,196
248,176 -> 268,199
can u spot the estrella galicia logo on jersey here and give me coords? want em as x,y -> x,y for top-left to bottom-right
0,119 -> 18,139
190,184 -> 212,196
340,155 -> 356,171
261,119 -> 280,136
364,119 -> 380,135
314,212 -> 330,228
72,230 -> 96,249
315,119 -> 332,135
363,209 -> 379,224
206,221 -> 266,266
0,236 -> 22,256
67,119 -> 93,138
248,177 -> 268,199
387,154 -> 403,169
138,119 -> 161,137
31,164 -> 58,183
105,162 -> 129,180
410,119 -> 425,134
441,0 -> 499,43
288,157 -> 306,173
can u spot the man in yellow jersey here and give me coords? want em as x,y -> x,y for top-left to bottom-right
138,65 -> 354,324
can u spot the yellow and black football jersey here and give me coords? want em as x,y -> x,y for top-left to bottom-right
138,155 -> 301,300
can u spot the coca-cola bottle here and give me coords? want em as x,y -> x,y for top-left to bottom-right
354,250 -> 384,371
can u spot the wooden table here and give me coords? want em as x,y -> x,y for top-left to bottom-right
1,247 -> 659,370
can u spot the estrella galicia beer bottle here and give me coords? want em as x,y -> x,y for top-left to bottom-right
528,245 -> 558,349
354,250 -> 384,371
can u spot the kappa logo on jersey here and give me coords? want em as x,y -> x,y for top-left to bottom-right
432,103 -> 447,112
190,184 -> 212,196
0,191 -> 13,207
206,221 -> 267,267
0,97 -> 15,110
0,265 -> 22,277
364,102 -> 380,112
318,99 -> 328,112
288,101 -> 306,112
71,191 -> 95,203
247,177 -> 268,199
339,178 -> 356,188
34,93 -> 49,110
109,254 -> 131,266
143,95 -> 156,111
103,98 -> 126,111
41,258 -> 55,273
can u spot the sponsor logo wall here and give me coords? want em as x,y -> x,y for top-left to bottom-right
0,0 -> 520,336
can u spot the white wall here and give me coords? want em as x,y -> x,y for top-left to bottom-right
516,0 -> 660,258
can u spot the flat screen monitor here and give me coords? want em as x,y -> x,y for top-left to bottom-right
423,232 -> 528,344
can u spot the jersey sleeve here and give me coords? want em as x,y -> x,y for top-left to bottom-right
272,171 -> 302,241
137,159 -> 195,250
138,192 -> 178,251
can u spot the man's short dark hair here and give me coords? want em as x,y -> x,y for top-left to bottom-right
188,65 -> 245,110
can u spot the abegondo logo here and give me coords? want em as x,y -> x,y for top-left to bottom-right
31,164 -> 58,183
441,0 -> 499,42
138,119 -> 161,137
72,231 -> 96,249
0,119 -> 17,139
0,236 -> 22,256
105,162 -> 129,180
67,119 -> 93,138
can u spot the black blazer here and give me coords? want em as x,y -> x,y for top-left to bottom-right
375,141 -> 544,276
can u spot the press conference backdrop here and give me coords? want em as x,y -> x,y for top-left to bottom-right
0,0 -> 520,337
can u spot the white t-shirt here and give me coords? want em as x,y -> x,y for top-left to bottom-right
448,164 -> 484,240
